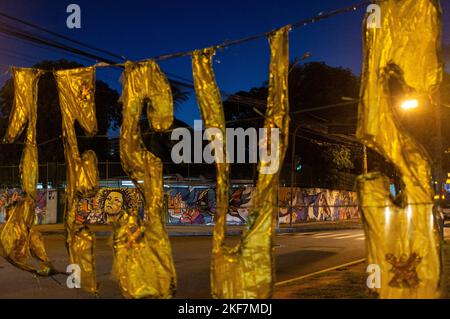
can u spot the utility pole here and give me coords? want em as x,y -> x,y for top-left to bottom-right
363,145 -> 368,174
290,124 -> 302,228
434,94 -> 444,206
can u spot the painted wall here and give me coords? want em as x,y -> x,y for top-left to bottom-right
0,186 -> 359,225
72,186 -> 358,225
0,189 -> 58,225
75,188 -> 143,224
167,186 -> 359,225
277,188 -> 359,224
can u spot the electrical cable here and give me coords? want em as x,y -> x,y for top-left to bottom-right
0,1 -> 383,71
0,10 -> 127,61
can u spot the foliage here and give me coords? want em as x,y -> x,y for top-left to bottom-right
0,60 -> 121,164
0,59 -> 189,166
223,61 -> 361,187
324,145 -> 355,171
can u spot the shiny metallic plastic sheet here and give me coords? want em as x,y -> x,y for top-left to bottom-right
357,0 -> 443,299
193,26 -> 290,299
55,67 -> 99,293
0,68 -> 57,275
118,61 -> 176,299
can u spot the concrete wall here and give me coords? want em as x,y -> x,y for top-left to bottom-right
0,189 -> 58,225
0,186 -> 359,225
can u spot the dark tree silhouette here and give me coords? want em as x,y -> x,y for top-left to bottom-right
223,61 -> 362,188
0,60 -> 121,164
0,59 -> 190,166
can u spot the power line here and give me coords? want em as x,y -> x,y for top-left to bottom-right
0,32 -> 97,65
0,0 -> 429,149
0,13 -> 229,94
0,20 -> 118,65
0,18 -> 195,91
225,100 -> 360,125
0,1 -> 376,105
32,82 -> 450,147
147,1 -> 377,63
29,99 -> 358,147
0,11 -> 127,61
0,49 -> 38,65
0,0 -> 380,71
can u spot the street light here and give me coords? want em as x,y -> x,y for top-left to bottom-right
401,99 -> 419,110
290,124 -> 302,228
400,96 -> 446,207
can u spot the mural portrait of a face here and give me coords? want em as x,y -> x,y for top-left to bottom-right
104,191 -> 124,216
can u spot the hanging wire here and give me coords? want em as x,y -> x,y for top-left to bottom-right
0,0 -> 383,104
0,20 -> 118,65
0,0 -> 381,73
0,11 -> 127,61
148,0 -> 374,63
2,0 -> 442,151
12,78 -> 450,147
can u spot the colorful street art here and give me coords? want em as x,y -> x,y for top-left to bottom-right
166,186 -> 358,225
166,187 -> 254,225
0,189 -> 58,225
75,188 -> 143,224
278,188 -> 359,224
1,186 -> 359,225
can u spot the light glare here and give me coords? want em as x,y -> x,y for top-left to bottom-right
401,99 -> 419,110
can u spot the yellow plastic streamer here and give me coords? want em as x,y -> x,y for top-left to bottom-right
357,0 -> 443,299
0,68 -> 57,275
55,67 -> 99,293
117,61 -> 176,299
193,26 -> 290,299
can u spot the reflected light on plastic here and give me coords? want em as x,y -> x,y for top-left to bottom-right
400,99 -> 419,110
407,205 -> 412,223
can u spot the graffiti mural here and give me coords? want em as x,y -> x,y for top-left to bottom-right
0,189 -> 58,225
166,186 -> 358,225
166,187 -> 255,225
167,187 -> 215,224
75,188 -> 143,224
0,186 -> 359,226
67,186 -> 359,225
278,188 -> 359,224
228,188 -> 252,224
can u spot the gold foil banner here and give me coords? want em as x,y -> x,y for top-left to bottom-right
357,0 -> 443,299
193,26 -> 290,299
55,67 -> 99,293
192,47 -> 229,255
0,68 -> 57,275
118,61 -> 176,299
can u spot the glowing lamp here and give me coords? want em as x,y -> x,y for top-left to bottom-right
400,99 -> 419,110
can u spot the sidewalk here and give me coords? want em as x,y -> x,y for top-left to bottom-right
34,220 -> 362,237
274,237 -> 450,299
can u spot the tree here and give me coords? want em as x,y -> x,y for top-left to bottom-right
440,71 -> 450,173
0,60 -> 121,165
223,61 -> 362,188
288,62 -> 361,189
0,59 -> 191,186
288,62 -> 360,124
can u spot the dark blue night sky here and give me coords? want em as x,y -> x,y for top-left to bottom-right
0,0 -> 449,132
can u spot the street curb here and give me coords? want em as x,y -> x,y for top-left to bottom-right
277,225 -> 362,234
39,224 -> 362,238
168,230 -> 244,237
40,231 -> 246,237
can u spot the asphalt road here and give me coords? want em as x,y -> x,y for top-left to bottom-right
0,228 -> 371,299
